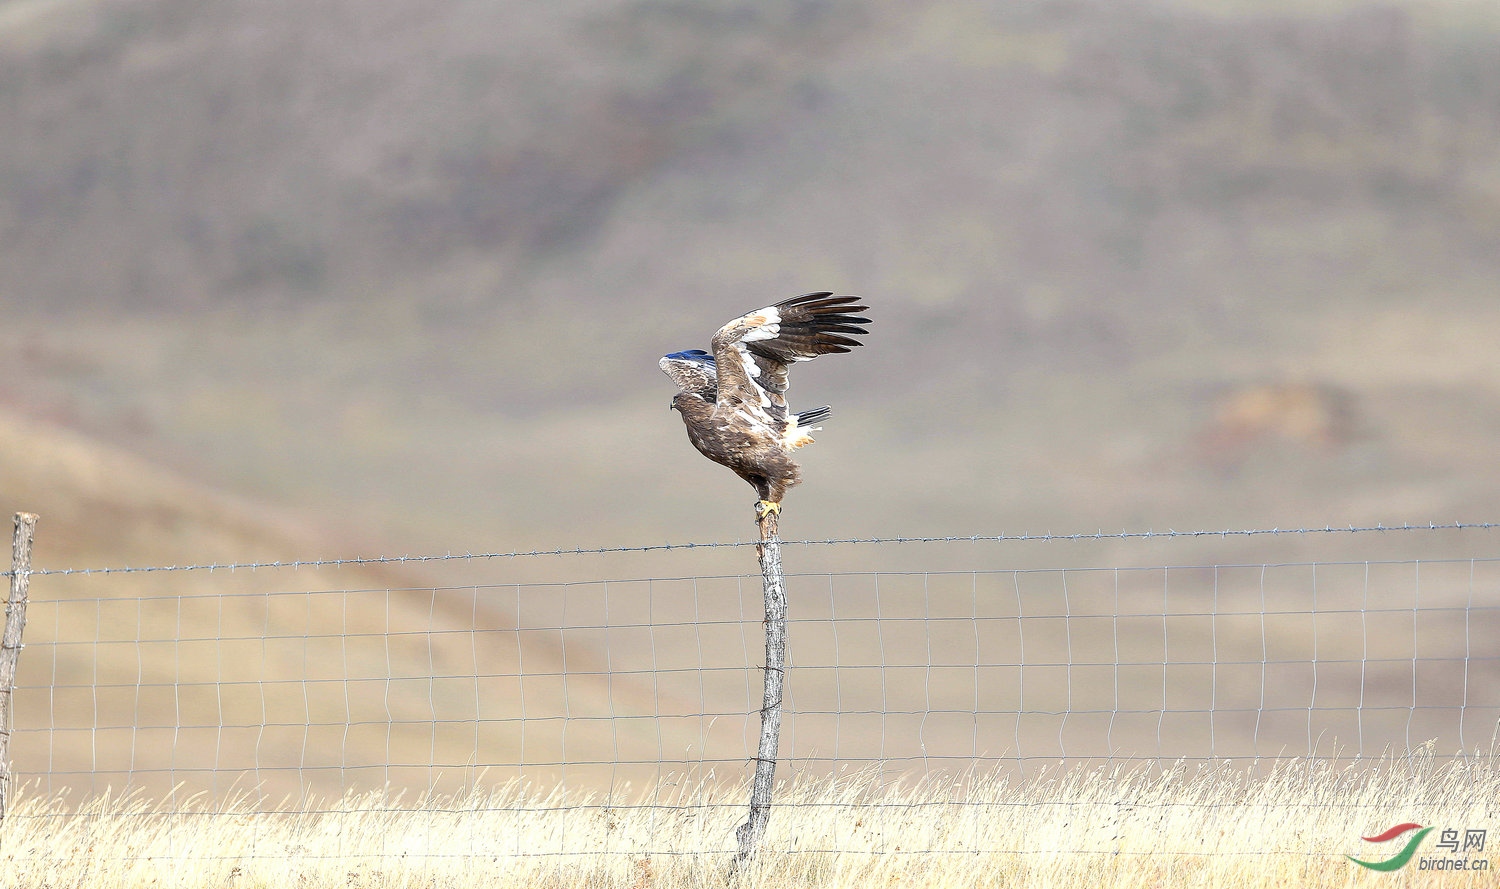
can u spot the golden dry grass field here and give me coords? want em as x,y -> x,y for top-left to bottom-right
3,753 -> 1497,888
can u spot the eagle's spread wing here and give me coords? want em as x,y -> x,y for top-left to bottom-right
708,292 -> 871,429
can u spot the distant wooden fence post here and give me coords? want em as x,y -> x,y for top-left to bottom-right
0,512 -> 37,821
732,510 -> 787,870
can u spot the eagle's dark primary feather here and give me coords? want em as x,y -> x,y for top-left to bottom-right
660,292 -> 871,515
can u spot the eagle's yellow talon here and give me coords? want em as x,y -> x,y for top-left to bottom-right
755,500 -> 782,518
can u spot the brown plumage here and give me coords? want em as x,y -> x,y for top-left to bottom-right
660,292 -> 871,518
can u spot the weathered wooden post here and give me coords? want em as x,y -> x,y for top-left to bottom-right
732,509 -> 787,869
0,512 -> 37,821
657,292 -> 869,871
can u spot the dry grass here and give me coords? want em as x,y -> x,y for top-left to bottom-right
3,750 -> 1496,888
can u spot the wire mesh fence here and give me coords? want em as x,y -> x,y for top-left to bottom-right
2,523 -> 1498,874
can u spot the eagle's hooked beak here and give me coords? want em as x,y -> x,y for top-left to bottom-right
668,400 -> 678,411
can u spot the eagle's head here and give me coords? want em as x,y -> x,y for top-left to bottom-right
661,349 -> 718,410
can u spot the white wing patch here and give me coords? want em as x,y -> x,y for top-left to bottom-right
733,342 -> 759,377
739,306 -> 782,342
732,342 -> 775,407
741,324 -> 780,342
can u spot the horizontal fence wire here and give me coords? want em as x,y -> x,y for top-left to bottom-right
2,523 -> 1499,873
7,520 -> 1497,577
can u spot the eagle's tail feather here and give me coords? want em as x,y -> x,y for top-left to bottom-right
785,404 -> 830,449
796,405 -> 832,426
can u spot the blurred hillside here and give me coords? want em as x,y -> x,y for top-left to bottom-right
4,0 -> 1500,560
0,407 -> 680,799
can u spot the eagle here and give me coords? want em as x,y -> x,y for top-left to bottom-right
660,292 -> 871,519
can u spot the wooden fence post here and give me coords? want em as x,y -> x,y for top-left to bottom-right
732,510 -> 788,871
0,512 -> 37,821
